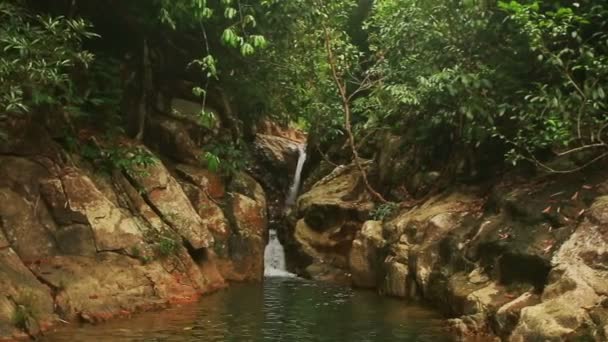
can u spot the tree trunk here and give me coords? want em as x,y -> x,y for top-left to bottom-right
135,38 -> 152,141
322,26 -> 387,203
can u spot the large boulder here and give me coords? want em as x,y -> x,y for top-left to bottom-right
176,164 -> 225,199
256,119 -> 306,143
510,195 -> 608,341
218,172 -> 268,282
382,239 -> 412,298
290,163 -> 374,282
129,158 -> 214,250
28,251 -> 216,324
40,170 -> 144,253
294,219 -> 350,269
0,247 -> 56,339
297,163 -> 374,215
146,116 -> 202,164
254,133 -> 300,173
379,175 -> 607,339
0,157 -> 59,261
349,220 -> 385,288
382,192 -> 479,300
289,161 -> 608,340
0,117 -> 273,339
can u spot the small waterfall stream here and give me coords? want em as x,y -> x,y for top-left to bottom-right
285,144 -> 307,206
264,143 -> 306,277
263,230 -> 293,277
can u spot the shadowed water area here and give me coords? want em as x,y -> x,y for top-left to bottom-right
42,278 -> 453,341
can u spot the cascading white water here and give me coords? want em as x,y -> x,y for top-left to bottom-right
264,230 -> 293,277
264,143 -> 306,278
285,144 -> 307,207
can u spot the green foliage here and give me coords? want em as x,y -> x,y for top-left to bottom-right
371,202 -> 398,221
190,55 -> 218,79
204,151 -> 222,173
0,1 -> 96,116
157,236 -> 179,257
3,0 -> 607,185
494,1 -> 608,169
248,0 -> 606,173
360,0 -> 608,171
368,0 -> 508,149
155,0 -> 266,59
249,1 -> 359,145
77,140 -> 157,176
75,55 -> 124,122
11,291 -> 39,331
203,141 -> 249,175
198,109 -> 218,129
12,305 -> 30,330
151,0 -> 270,136
130,246 -> 141,258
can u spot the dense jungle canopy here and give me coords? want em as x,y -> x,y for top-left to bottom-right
1,0 -> 607,187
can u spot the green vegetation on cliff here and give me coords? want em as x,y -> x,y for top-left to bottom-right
1,0 -> 607,188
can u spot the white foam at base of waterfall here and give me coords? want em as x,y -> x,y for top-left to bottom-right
264,230 -> 295,277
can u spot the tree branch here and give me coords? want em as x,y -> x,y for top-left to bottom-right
322,25 -> 387,203
526,151 -> 608,174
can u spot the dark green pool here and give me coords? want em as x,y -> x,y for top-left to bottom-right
42,277 -> 453,341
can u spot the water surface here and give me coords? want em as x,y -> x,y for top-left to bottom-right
43,278 -> 452,341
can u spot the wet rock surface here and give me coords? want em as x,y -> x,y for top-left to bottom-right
0,120 -> 269,340
289,163 -> 374,282
289,161 -> 608,340
4,109 -> 608,342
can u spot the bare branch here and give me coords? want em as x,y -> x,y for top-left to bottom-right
322,25 -> 387,203
597,119 -> 608,146
527,151 -> 608,174
553,143 -> 606,157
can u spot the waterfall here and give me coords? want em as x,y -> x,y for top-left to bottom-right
285,144 -> 307,207
264,230 -> 293,277
264,144 -> 306,278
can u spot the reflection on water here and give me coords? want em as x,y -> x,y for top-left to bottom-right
43,278 -> 452,342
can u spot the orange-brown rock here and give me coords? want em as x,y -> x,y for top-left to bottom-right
257,119 -> 306,143
0,113 -> 271,340
129,158 -> 214,250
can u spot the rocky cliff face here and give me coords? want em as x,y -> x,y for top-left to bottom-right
0,112 -> 270,339
290,158 -> 608,341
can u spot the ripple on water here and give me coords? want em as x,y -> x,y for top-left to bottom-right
42,278 -> 453,342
